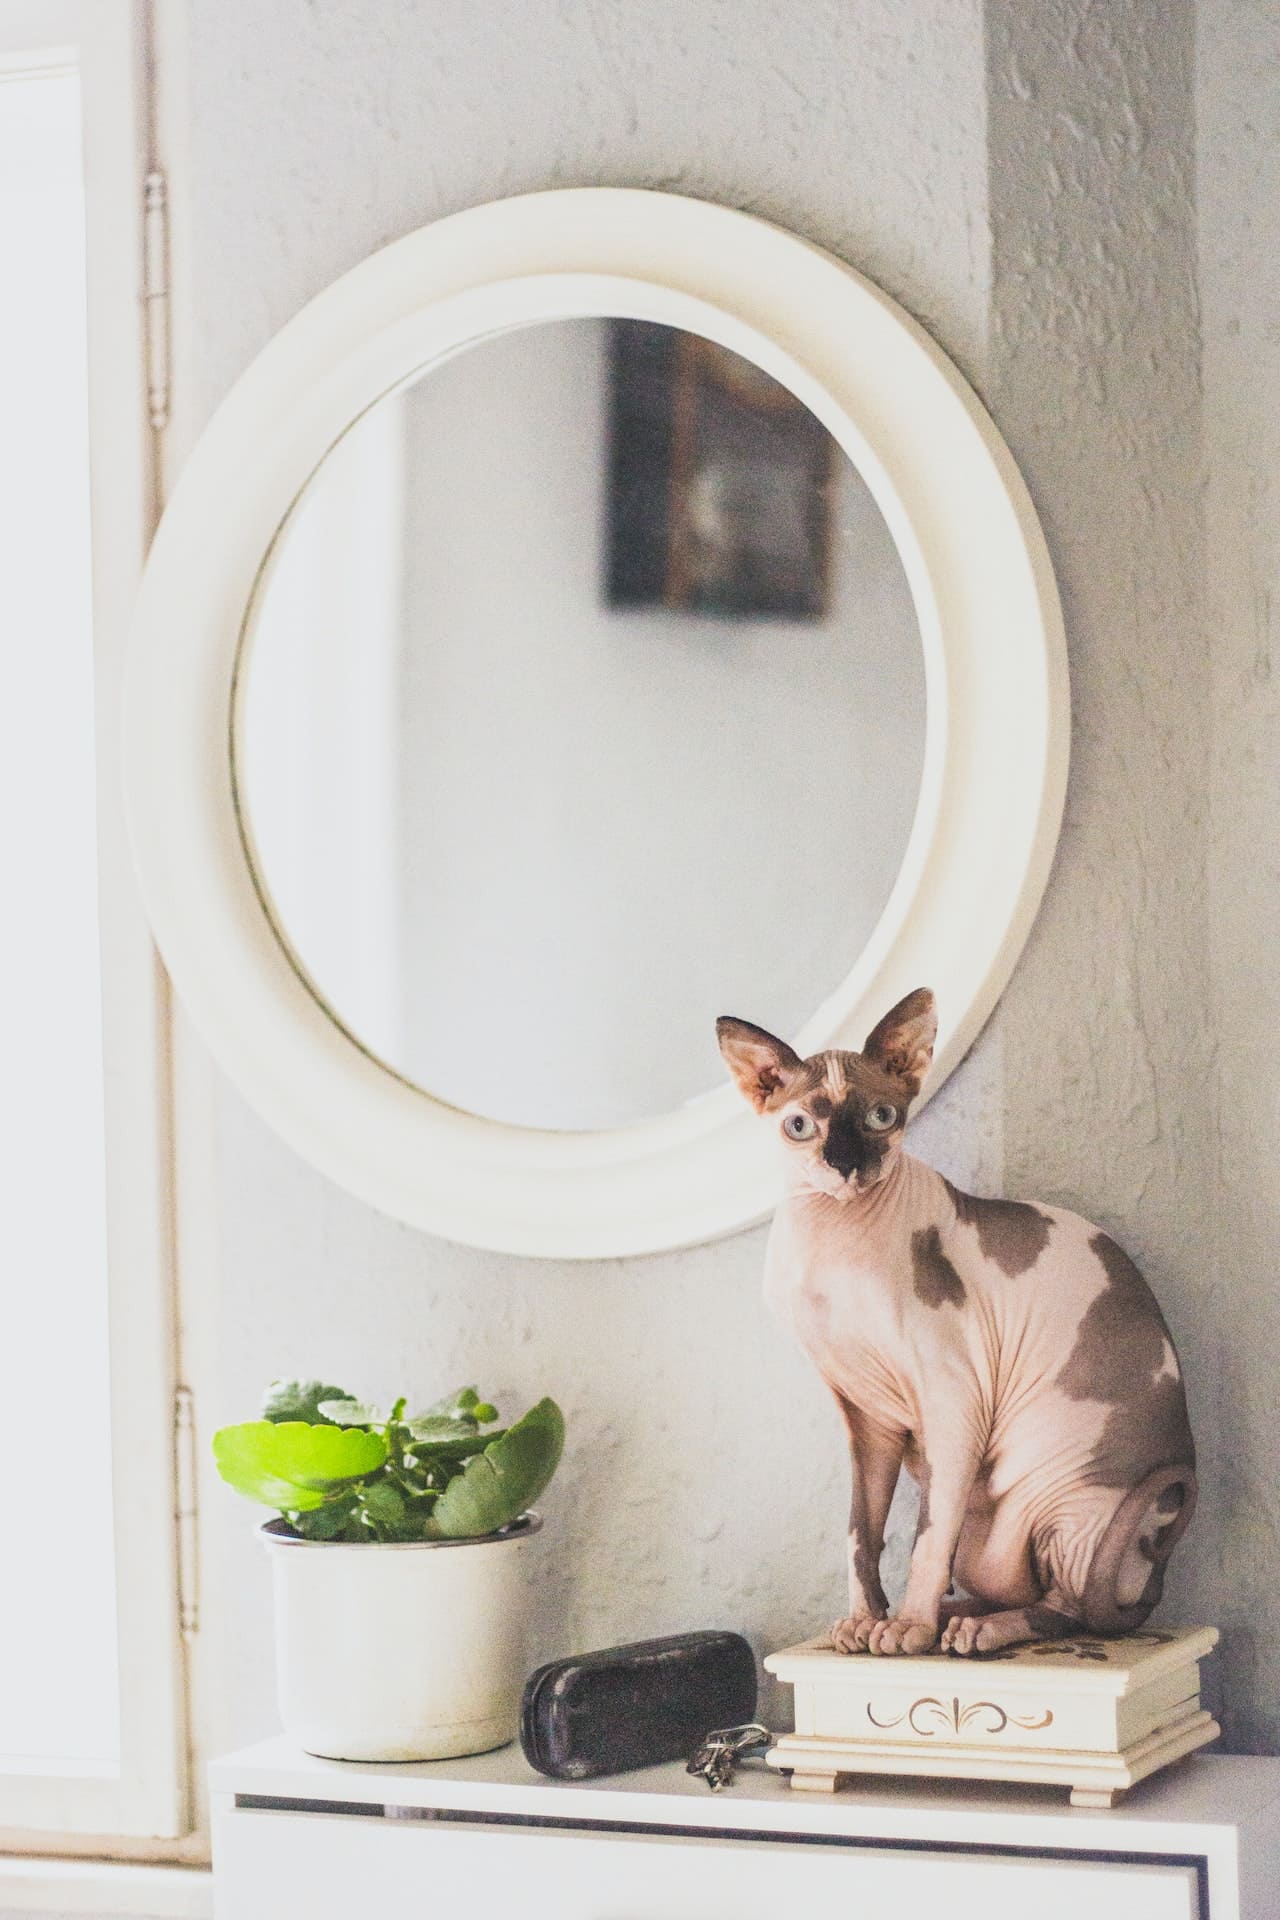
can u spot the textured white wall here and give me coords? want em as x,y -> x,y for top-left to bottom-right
1199,0 -> 1280,1754
168,0 -> 992,1761
160,0 -> 1274,1760
983,0 -> 1223,1693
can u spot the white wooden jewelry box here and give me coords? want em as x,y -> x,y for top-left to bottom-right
766,1625 -> 1219,1807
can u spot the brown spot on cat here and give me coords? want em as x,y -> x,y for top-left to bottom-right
912,1226 -> 966,1308
848,1475 -> 887,1612
1023,1604 -> 1080,1639
913,1448 -> 932,1538
769,1055 -> 830,1108
1056,1233 -> 1194,1484
850,1536 -> 883,1609
947,1181 -> 1054,1277
824,1105 -> 887,1183
1059,1235 -> 1173,1399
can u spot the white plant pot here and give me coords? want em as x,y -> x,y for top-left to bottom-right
261,1513 -> 542,1762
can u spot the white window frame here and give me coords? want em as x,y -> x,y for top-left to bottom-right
0,0 -> 188,1845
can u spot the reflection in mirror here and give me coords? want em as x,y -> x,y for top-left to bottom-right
236,318 -> 926,1131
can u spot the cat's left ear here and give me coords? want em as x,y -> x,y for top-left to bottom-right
861,988 -> 937,1097
716,1017 -> 802,1113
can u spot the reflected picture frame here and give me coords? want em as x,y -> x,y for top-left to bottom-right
605,319 -> 834,620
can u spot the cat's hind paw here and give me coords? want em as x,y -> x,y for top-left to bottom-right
829,1612 -> 885,1654
940,1614 -> 989,1656
942,1601 -> 1080,1656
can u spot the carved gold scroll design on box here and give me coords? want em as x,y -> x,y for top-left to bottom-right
866,1695 -> 1054,1738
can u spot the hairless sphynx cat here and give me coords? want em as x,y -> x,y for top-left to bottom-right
718,989 -> 1196,1657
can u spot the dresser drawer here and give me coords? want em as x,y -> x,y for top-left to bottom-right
213,1803 -> 1200,1920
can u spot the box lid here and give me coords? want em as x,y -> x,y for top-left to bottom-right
764,1625 -> 1219,1697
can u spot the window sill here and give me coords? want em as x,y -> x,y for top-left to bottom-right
0,1858 -> 211,1917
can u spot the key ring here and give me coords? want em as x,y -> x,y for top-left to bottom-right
686,1722 -> 773,1790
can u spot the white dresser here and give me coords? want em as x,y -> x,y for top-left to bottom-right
210,1739 -> 1280,1920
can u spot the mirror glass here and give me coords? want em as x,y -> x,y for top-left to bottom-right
236,318 -> 926,1131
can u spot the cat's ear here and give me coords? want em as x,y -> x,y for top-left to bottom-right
716,1017 -> 802,1113
861,988 -> 937,1096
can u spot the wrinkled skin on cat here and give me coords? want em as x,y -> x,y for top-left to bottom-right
717,991 -> 1197,1657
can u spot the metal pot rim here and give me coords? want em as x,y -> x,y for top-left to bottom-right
259,1511 -> 542,1552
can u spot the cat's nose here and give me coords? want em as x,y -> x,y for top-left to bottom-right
823,1141 -> 870,1182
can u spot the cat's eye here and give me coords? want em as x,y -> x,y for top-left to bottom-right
783,1112 -> 817,1142
864,1102 -> 898,1132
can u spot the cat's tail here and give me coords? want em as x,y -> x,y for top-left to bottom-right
1082,1464 -> 1198,1635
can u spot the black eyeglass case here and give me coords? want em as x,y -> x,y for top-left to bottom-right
520,1630 -> 758,1781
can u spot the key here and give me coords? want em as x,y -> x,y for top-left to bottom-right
686,1722 -> 773,1790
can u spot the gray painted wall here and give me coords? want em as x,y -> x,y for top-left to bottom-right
161,0 -> 1279,1756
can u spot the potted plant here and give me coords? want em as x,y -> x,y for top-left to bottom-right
213,1379 -> 565,1762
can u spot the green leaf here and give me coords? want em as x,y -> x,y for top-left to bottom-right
432,1398 -> 564,1539
261,1380 -> 349,1426
417,1386 -> 480,1419
294,1495 -> 359,1540
406,1415 -> 476,1442
407,1427 -> 506,1464
389,1469 -> 440,1508
359,1481 -> 406,1527
212,1421 -> 388,1511
317,1398 -> 384,1427
357,1479 -> 439,1542
406,1389 -> 502,1439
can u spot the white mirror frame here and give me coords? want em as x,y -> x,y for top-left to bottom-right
124,188 -> 1068,1259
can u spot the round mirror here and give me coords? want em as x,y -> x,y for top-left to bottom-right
236,319 -> 925,1131
125,189 -> 1067,1255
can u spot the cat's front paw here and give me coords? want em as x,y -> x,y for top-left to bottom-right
867,1615 -> 939,1655
830,1612 -> 885,1654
